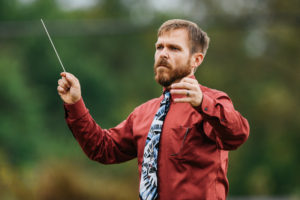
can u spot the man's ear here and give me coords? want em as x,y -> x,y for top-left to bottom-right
190,53 -> 204,73
192,53 -> 204,68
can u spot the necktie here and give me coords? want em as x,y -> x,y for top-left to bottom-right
139,91 -> 171,200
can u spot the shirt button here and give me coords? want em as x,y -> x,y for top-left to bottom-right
204,107 -> 208,111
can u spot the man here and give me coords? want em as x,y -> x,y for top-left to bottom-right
57,19 -> 249,200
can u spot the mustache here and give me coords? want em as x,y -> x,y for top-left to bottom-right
155,58 -> 171,69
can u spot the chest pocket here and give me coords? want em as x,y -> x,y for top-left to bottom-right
168,123 -> 216,162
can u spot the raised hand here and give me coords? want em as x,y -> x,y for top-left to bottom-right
57,72 -> 81,104
170,77 -> 203,107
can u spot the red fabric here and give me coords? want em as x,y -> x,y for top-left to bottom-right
64,78 -> 250,200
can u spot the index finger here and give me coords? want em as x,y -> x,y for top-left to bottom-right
181,77 -> 198,84
171,82 -> 193,90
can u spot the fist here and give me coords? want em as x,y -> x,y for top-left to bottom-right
57,72 -> 81,104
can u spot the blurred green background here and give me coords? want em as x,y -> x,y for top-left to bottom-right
0,0 -> 299,199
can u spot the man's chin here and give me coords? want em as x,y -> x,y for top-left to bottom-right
155,75 -> 172,87
159,81 -> 172,88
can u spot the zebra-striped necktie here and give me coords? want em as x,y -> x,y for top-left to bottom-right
139,91 -> 171,200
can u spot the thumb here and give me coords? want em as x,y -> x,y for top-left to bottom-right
61,72 -> 78,87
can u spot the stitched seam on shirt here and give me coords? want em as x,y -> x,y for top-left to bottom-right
215,148 -> 222,200
214,132 -> 223,200
217,147 -> 228,200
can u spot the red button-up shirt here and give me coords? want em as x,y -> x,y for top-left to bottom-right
64,80 -> 249,200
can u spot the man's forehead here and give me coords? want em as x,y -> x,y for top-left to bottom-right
156,29 -> 189,44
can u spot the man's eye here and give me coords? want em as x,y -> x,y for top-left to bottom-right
171,46 -> 179,51
156,45 -> 163,50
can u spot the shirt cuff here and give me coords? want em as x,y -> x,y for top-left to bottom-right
194,93 -> 215,116
64,98 -> 88,119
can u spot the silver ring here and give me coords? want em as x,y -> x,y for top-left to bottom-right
187,91 -> 190,97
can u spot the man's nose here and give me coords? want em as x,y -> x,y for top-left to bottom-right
159,48 -> 169,59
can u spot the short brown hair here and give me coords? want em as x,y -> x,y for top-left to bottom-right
158,19 -> 210,55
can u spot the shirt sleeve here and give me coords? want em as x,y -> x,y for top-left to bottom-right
64,98 -> 137,164
194,91 -> 250,150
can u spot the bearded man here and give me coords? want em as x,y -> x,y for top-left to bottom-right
57,19 -> 250,200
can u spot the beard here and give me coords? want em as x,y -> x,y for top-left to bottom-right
154,57 -> 192,87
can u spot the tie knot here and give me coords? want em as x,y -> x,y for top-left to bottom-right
163,90 -> 170,101
161,91 -> 170,107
